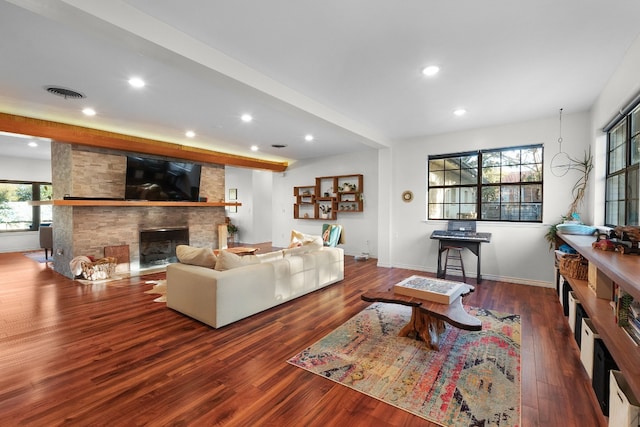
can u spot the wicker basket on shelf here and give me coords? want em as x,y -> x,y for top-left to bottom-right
559,254 -> 588,281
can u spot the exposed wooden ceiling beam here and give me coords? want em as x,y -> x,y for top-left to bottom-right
0,112 -> 288,172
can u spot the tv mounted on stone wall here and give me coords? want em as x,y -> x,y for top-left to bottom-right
124,155 -> 202,201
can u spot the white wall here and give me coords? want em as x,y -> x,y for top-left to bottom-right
7,33 -> 640,283
224,167 -> 274,245
251,170 -> 274,243
387,112 -> 591,287
0,156 -> 52,253
226,111 -> 594,287
271,149 -> 379,256
0,157 -> 51,182
590,34 -> 640,226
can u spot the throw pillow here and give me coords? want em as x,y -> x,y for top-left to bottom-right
176,245 -> 217,268
289,229 -> 323,249
214,250 -> 260,271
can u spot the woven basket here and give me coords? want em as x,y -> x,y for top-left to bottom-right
559,254 -> 588,281
81,257 -> 117,280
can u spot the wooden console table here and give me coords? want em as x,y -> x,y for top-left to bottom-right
557,233 -> 640,401
361,283 -> 481,350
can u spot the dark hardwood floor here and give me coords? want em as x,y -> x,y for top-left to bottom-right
0,245 -> 607,426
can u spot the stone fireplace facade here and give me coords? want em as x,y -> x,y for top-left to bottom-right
51,142 -> 226,278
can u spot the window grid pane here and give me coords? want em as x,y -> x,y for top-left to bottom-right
631,105 -> 640,165
606,106 -> 639,227
427,144 -> 542,222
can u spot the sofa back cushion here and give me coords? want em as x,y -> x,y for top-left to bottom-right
215,250 -> 261,271
256,250 -> 285,263
176,245 -> 217,268
283,244 -> 322,257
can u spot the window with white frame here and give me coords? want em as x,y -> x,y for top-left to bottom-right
428,144 -> 543,222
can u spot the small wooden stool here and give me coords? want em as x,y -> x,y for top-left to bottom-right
443,246 -> 466,282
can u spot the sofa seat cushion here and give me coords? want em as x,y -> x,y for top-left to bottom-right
215,250 -> 260,271
176,245 -> 217,268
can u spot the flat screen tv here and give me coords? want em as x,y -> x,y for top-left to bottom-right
125,156 -> 202,201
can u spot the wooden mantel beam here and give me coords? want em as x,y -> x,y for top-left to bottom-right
0,112 -> 288,172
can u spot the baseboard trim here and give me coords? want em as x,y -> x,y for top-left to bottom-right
375,262 -> 554,288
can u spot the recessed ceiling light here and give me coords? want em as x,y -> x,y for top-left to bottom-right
422,65 -> 440,77
185,130 -> 196,138
128,77 -> 145,88
28,141 -> 38,148
453,109 -> 467,116
250,145 -> 259,151
241,114 -> 253,123
304,134 -> 314,142
82,107 -> 96,116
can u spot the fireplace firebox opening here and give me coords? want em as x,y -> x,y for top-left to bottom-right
139,227 -> 189,268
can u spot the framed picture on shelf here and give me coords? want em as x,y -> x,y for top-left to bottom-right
229,188 -> 237,200
229,205 -> 237,213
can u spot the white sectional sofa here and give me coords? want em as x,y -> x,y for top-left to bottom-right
166,244 -> 344,328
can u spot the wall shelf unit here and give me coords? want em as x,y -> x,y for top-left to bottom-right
293,174 -> 363,220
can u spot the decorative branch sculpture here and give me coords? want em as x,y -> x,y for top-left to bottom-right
565,147 -> 593,218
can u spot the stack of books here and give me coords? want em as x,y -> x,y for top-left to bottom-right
622,299 -> 640,346
393,275 -> 466,305
615,285 -> 640,345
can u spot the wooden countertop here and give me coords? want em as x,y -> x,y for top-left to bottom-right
559,233 -> 640,301
559,232 -> 640,401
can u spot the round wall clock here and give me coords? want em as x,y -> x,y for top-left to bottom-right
401,190 -> 413,202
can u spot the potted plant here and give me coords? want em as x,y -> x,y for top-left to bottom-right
341,183 -> 355,192
545,217 -> 566,250
319,205 -> 331,219
227,223 -> 239,243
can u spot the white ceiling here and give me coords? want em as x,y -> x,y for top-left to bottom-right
1,0 -> 640,164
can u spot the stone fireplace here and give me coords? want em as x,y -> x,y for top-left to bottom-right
139,227 -> 189,268
51,142 -> 227,278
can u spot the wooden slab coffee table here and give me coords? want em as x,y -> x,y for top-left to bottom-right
361,283 -> 481,351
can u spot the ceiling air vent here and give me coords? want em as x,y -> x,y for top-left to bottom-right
44,86 -> 86,99
271,144 -> 288,148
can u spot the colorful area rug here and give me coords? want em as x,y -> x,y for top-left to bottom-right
287,302 -> 521,427
144,280 -> 167,302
